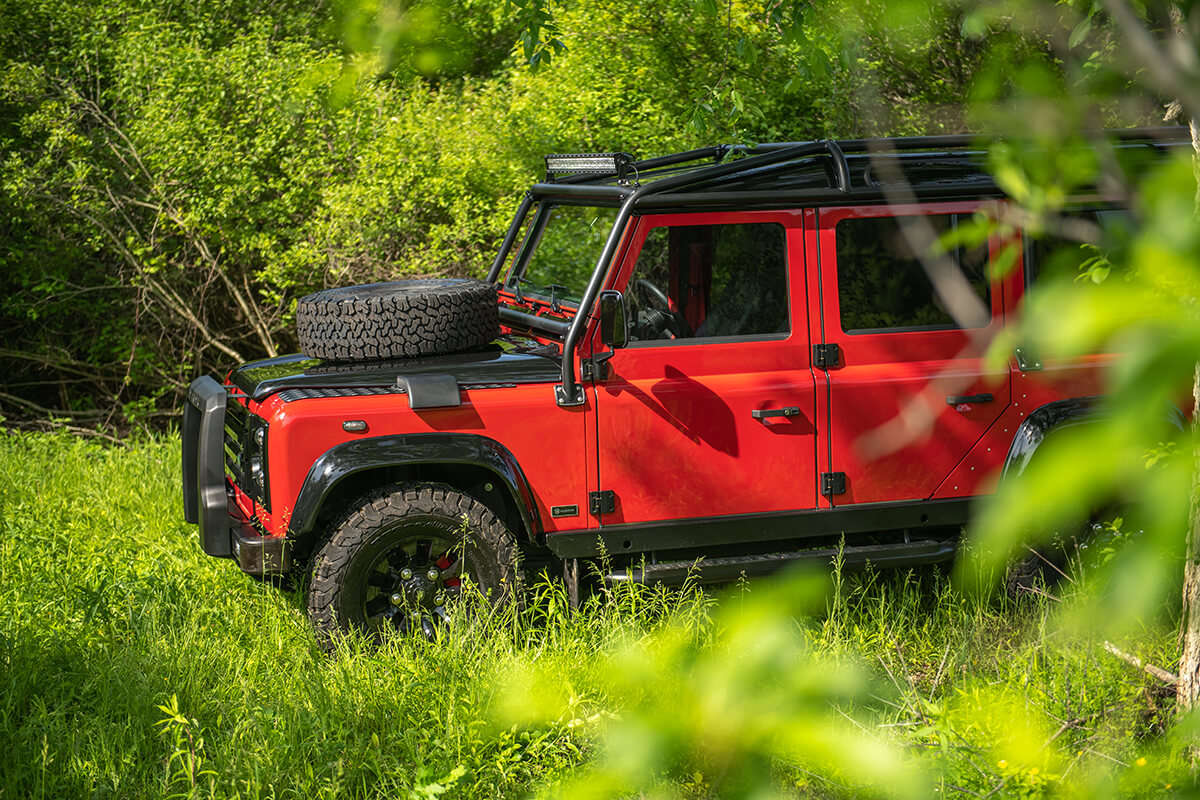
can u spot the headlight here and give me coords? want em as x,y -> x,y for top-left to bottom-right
249,456 -> 264,487
242,416 -> 270,510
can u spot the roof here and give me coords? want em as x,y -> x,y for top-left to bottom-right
531,128 -> 1191,210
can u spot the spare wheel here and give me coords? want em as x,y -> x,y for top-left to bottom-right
296,279 -> 499,361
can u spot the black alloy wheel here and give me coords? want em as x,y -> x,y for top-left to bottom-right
307,484 -> 517,649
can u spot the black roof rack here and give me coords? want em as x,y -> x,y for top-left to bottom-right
536,126 -> 1190,202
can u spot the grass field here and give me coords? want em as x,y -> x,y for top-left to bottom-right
0,430 -> 1192,798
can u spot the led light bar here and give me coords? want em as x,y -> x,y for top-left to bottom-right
545,152 -> 636,183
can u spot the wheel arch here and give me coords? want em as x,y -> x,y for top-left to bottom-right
1002,396 -> 1186,479
288,433 -> 541,555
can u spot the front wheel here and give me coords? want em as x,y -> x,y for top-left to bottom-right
306,484 -> 518,649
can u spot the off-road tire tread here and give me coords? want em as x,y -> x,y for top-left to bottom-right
1005,545 -> 1071,599
306,484 -> 516,652
296,279 -> 499,362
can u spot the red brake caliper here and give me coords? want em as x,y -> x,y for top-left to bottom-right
437,553 -> 461,587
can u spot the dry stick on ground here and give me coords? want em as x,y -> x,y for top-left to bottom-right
1041,709 -> 1108,751
929,642 -> 954,697
1025,544 -> 1076,585
1102,641 -> 1179,686
979,777 -> 1011,800
2,418 -> 123,444
0,391 -> 107,420
1018,584 -> 1061,603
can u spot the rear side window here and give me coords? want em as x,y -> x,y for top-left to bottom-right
835,214 -> 990,333
1024,208 -> 1133,287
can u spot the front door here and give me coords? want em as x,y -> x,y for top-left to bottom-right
592,211 -> 818,526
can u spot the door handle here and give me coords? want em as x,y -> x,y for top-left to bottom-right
946,393 -> 994,405
751,406 -> 800,424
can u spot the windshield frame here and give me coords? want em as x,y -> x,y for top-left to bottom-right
500,197 -> 625,315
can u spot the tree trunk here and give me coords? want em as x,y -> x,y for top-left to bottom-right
1178,363 -> 1200,711
1175,117 -> 1200,716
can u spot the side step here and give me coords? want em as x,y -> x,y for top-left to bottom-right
603,539 -> 957,585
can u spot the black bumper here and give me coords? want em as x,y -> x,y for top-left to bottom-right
182,376 -> 290,574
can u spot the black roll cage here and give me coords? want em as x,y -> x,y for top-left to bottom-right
483,128 -> 1187,408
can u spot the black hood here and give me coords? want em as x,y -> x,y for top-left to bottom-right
230,336 -> 561,401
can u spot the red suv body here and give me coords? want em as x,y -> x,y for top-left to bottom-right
182,131 -> 1185,636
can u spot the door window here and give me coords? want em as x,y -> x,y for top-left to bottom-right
625,222 -> 789,342
835,214 -> 990,333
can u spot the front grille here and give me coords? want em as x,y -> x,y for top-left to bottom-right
224,399 -> 247,486
222,398 -> 270,512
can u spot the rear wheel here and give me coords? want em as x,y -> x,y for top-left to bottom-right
306,484 -> 517,649
1004,524 -> 1095,598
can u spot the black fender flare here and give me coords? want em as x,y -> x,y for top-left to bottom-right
287,433 -> 540,542
1002,396 -> 1185,479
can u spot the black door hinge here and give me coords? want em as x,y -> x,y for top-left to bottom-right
813,343 -> 840,369
589,490 -> 616,515
580,352 -> 613,381
820,472 -> 846,497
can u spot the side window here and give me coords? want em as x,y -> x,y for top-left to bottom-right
626,222 -> 789,343
1024,208 -> 1133,287
835,214 -> 990,333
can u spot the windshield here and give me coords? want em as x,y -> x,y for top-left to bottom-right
502,203 -> 620,309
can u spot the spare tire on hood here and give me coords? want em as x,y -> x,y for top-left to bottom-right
296,279 -> 500,362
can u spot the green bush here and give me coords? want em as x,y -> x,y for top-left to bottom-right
0,0 -> 1003,433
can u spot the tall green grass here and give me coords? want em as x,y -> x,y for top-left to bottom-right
0,431 -> 1189,797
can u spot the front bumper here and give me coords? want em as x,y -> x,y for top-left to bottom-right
182,376 -> 290,574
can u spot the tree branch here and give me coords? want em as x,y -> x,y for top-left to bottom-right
1103,640 -> 1178,685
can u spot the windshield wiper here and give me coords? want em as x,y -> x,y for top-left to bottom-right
544,284 -> 567,313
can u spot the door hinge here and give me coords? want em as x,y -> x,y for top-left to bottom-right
589,490 -> 616,515
580,352 -> 613,381
820,472 -> 846,497
812,343 -> 840,369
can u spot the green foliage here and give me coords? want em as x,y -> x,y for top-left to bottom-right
0,431 -> 580,798
503,572 -> 931,799
0,0 -> 1046,432
0,0 -> 522,430
506,0 -> 566,70
3,0 -> 1199,793
944,0 -> 1199,641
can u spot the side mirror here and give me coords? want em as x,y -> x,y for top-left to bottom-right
598,290 -> 629,349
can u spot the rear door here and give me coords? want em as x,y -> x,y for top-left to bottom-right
812,202 -> 1011,505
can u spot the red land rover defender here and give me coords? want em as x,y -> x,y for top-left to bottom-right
181,131 -> 1187,643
